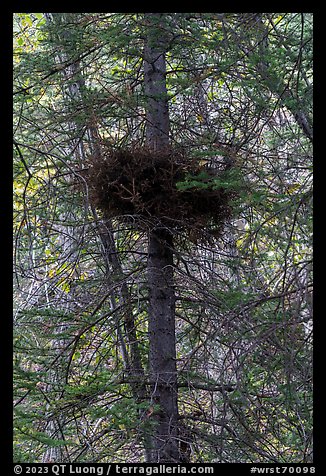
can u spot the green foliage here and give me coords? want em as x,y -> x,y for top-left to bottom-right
13,12 -> 313,464
176,167 -> 244,193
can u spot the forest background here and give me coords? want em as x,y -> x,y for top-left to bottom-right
13,12 -> 313,464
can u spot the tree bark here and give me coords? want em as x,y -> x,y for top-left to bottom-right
143,13 -> 181,462
143,14 -> 170,151
147,229 -> 179,462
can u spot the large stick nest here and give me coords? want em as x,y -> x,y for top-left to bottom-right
81,145 -> 236,241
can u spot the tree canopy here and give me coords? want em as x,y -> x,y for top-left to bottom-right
13,12 -> 313,464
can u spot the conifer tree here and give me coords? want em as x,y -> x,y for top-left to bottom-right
14,12 -> 313,463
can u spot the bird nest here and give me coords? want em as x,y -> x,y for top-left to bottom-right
80,145 -> 236,242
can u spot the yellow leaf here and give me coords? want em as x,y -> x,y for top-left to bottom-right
286,183 -> 300,195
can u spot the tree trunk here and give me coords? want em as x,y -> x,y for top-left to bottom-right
147,229 -> 179,462
43,13 -> 150,462
41,12 -> 82,463
143,14 -> 170,151
143,13 -> 180,462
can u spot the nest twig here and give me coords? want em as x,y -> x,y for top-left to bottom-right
79,145 -> 236,243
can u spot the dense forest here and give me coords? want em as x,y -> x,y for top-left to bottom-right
13,12 -> 313,464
